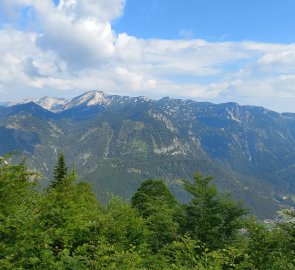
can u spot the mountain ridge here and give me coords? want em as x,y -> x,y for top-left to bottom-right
0,90 -> 294,219
2,90 -> 293,115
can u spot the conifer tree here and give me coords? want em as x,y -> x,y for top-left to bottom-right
51,153 -> 68,188
183,172 -> 247,250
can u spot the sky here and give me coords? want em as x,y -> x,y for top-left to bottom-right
0,0 -> 295,112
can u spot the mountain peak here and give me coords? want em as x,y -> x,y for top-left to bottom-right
64,90 -> 110,110
20,96 -> 68,112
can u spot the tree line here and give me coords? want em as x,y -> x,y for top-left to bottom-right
0,153 -> 294,269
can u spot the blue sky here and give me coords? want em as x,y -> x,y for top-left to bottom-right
0,0 -> 295,112
114,0 -> 295,43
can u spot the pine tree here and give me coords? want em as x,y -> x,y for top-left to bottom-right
51,153 -> 68,188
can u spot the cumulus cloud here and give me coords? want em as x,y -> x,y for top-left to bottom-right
0,0 -> 295,112
32,0 -> 119,68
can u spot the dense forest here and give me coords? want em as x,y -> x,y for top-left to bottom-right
1,153 -> 294,269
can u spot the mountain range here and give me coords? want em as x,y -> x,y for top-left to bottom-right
0,90 -> 295,219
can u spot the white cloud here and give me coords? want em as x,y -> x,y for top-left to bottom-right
32,0 -> 118,69
58,0 -> 125,22
116,33 -> 143,62
0,0 -> 295,112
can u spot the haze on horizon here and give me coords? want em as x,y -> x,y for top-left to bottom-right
0,0 -> 295,113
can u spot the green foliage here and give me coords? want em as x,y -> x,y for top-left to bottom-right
131,179 -> 178,217
238,218 -> 295,269
51,152 -> 68,188
279,210 -> 295,252
145,203 -> 180,251
99,197 -> 148,250
0,155 -> 46,269
159,234 -> 204,269
0,154 -> 294,269
0,154 -> 37,212
131,179 -> 181,250
182,172 -> 247,250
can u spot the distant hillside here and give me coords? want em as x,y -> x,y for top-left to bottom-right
0,90 -> 294,218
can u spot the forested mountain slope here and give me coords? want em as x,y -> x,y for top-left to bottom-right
0,90 -> 294,218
